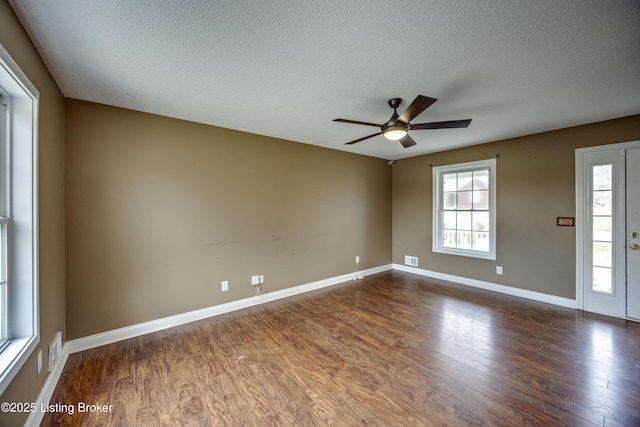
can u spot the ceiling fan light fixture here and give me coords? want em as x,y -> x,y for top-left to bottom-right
383,125 -> 408,140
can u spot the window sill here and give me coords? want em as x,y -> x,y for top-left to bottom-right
0,336 -> 38,396
433,247 -> 496,260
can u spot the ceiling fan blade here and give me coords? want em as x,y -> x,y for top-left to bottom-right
333,118 -> 381,127
344,132 -> 382,145
411,119 -> 472,130
398,95 -> 437,123
399,134 -> 417,148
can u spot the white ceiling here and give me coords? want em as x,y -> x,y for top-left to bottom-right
8,0 -> 640,160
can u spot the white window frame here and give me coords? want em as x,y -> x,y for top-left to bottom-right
0,43 -> 39,396
0,93 -> 8,351
432,158 -> 496,260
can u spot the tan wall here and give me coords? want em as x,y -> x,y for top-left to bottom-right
65,100 -> 392,339
0,1 -> 66,425
392,115 -> 640,299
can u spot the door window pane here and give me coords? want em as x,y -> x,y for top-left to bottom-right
593,242 -> 612,267
593,216 -> 612,242
593,267 -> 612,293
593,191 -> 612,215
593,165 -> 612,190
591,164 -> 614,295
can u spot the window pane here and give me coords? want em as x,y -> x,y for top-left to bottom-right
593,165 -> 612,190
472,212 -> 489,232
592,266 -> 612,293
0,225 -> 3,282
443,211 -> 457,229
472,170 -> 489,189
457,211 -> 472,230
593,191 -> 612,215
457,171 -> 472,191
457,191 -> 473,210
443,192 -> 457,209
472,232 -> 490,252
473,190 -> 489,210
443,173 -> 457,192
443,230 -> 456,248
593,242 -> 612,267
457,230 -> 472,249
593,216 -> 612,242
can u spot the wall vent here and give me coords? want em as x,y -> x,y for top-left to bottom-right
404,256 -> 418,267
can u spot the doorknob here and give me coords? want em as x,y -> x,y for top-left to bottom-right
631,231 -> 640,238
631,243 -> 640,251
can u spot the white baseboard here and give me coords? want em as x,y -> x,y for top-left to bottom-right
392,263 -> 576,309
24,343 -> 69,427
67,264 -> 393,354
59,262 -> 576,355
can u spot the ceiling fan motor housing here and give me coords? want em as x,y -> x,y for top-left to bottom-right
387,98 -> 402,109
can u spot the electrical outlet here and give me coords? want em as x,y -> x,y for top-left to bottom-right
259,275 -> 264,284
221,280 -> 228,292
496,266 -> 503,275
48,331 -> 62,373
37,350 -> 42,374
355,256 -> 360,264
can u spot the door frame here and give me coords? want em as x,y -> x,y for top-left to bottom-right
575,139 -> 640,317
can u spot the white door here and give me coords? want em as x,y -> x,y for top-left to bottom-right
576,142 -> 640,319
626,148 -> 640,319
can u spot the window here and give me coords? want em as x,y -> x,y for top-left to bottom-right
0,44 -> 39,396
433,159 -> 496,260
591,164 -> 614,294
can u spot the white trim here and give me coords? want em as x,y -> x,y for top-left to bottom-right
67,264 -> 393,354
23,343 -> 69,427
575,148 -> 587,311
393,263 -> 576,309
0,42 -> 40,396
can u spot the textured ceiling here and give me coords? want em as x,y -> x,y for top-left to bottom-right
8,0 -> 640,160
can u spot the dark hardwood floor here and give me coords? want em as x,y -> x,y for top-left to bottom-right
42,271 -> 640,426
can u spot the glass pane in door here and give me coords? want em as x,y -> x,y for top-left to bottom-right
591,164 -> 613,294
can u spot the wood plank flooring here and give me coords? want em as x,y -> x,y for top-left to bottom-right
42,271 -> 640,426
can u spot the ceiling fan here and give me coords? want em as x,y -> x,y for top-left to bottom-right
333,95 -> 472,148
